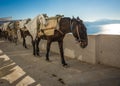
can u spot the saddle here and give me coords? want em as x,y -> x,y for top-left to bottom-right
38,15 -> 63,37
19,19 -> 31,31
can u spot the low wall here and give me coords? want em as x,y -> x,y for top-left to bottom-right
44,34 -> 97,64
18,32 -> 120,68
96,35 -> 120,68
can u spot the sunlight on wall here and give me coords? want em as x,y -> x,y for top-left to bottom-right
99,24 -> 120,35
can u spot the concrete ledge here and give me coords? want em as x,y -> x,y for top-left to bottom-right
64,48 -> 75,58
18,34 -> 120,68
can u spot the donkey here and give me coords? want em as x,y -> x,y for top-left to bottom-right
34,16 -> 88,66
7,21 -> 20,44
19,18 -> 32,48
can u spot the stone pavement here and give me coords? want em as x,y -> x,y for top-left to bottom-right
0,40 -> 120,86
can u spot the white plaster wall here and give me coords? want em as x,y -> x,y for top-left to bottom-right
39,34 -> 97,64
96,35 -> 120,68
18,33 -> 120,68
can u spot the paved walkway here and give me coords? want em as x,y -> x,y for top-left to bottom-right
0,40 -> 120,86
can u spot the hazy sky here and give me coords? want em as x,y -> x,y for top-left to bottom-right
0,0 -> 120,21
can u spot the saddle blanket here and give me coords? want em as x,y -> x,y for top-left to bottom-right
38,16 -> 62,36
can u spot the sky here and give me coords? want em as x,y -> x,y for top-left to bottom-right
0,0 -> 120,21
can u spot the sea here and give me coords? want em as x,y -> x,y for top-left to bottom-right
85,19 -> 120,35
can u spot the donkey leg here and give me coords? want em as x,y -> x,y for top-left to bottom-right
14,38 -> 18,45
32,40 -> 36,56
23,37 -> 28,48
22,38 -> 25,47
36,38 -> 41,56
46,41 -> 51,61
58,40 -> 67,66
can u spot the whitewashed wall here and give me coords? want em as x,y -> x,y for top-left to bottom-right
18,32 -> 120,68
96,35 -> 120,68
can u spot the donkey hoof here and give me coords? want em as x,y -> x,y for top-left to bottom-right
25,47 -> 28,49
37,53 -> 40,56
46,59 -> 51,62
46,59 -> 49,61
33,53 -> 36,56
37,54 -> 42,57
63,63 -> 68,67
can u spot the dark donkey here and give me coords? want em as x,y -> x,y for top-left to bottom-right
35,16 -> 88,66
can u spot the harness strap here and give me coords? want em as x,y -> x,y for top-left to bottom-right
40,29 -> 46,37
56,29 -> 64,35
55,17 -> 64,35
76,25 -> 81,42
39,29 -> 64,37
70,20 -> 73,31
41,27 -> 55,31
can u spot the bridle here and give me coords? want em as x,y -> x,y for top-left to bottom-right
71,19 -> 86,43
76,25 -> 81,42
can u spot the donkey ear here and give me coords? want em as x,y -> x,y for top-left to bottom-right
72,16 -> 75,19
77,16 -> 80,20
77,16 -> 83,22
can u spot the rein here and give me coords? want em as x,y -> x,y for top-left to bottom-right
76,25 -> 81,42
57,29 -> 64,35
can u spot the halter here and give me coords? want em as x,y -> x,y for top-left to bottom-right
76,25 -> 81,42
70,20 -> 73,31
71,19 -> 87,43
70,19 -> 81,42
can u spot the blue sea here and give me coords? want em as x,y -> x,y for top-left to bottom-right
84,19 -> 120,35
86,25 -> 101,35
